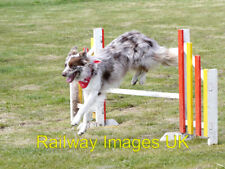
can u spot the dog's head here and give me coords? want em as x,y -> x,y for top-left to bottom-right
62,46 -> 89,83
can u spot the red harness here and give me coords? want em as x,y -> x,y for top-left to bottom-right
78,60 -> 101,89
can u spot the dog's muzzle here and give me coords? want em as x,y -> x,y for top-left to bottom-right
62,72 -> 67,77
62,71 -> 80,83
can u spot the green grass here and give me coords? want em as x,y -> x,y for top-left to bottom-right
0,0 -> 225,168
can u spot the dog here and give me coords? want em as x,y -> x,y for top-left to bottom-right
62,31 -> 178,135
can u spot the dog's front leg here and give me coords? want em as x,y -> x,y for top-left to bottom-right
71,91 -> 98,126
83,91 -> 93,122
77,111 -> 88,135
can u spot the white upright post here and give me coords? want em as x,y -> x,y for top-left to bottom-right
207,69 -> 218,145
183,29 -> 190,119
96,94 -> 106,126
93,28 -> 105,126
94,28 -> 104,55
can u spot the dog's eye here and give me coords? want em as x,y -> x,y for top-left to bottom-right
65,64 -> 67,67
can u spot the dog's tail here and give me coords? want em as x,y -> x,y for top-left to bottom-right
153,47 -> 178,66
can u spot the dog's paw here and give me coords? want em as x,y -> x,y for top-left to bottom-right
71,115 -> 81,126
131,77 -> 138,85
139,74 -> 146,85
77,123 -> 87,135
77,122 -> 83,130
77,131 -> 85,136
139,80 -> 145,85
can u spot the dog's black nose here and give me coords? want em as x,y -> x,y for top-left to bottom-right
62,72 -> 66,77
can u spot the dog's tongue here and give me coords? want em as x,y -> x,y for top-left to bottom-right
66,73 -> 76,83
66,77 -> 73,83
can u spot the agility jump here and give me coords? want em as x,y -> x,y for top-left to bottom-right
177,29 -> 218,145
69,28 -> 218,145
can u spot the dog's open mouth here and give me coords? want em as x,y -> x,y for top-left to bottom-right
66,72 -> 77,83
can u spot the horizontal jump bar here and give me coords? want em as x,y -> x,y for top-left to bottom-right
107,88 -> 179,99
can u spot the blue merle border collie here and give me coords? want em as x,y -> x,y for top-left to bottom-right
62,31 -> 178,135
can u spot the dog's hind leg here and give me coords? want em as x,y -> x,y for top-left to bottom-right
131,70 -> 147,85
139,72 -> 146,85
131,70 -> 142,85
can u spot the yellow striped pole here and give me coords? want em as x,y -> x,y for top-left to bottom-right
78,84 -> 83,103
187,42 -> 193,134
91,38 -> 94,48
203,69 -> 208,137
91,38 -> 94,56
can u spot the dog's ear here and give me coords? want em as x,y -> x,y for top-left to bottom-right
79,50 -> 87,58
79,50 -> 89,64
68,46 -> 78,56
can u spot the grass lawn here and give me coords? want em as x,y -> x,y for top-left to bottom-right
0,0 -> 225,168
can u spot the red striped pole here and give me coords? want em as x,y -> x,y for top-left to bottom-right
102,28 -> 106,125
195,55 -> 201,136
102,28 -> 105,48
104,100 -> 106,124
178,29 -> 186,133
